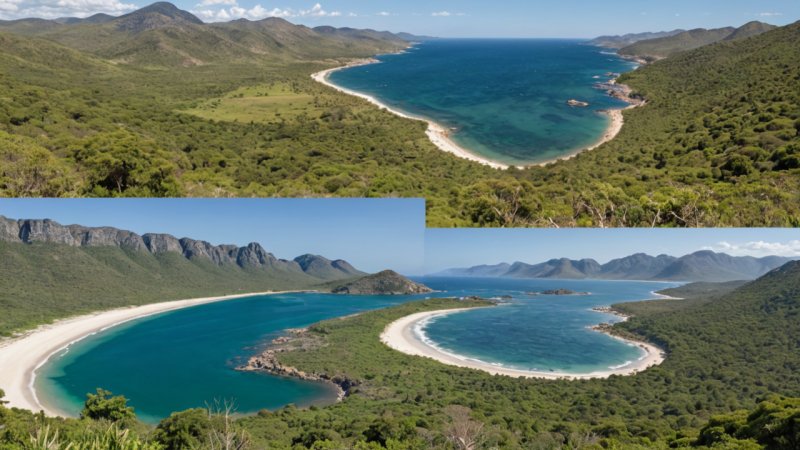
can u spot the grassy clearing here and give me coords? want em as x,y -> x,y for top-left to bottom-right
184,83 -> 320,123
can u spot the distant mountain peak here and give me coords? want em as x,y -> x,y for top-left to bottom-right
437,251 -> 795,283
293,254 -> 365,280
618,21 -> 776,59
114,1 -> 203,32
331,270 -> 432,295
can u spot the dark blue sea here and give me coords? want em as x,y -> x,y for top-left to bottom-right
329,39 -> 636,165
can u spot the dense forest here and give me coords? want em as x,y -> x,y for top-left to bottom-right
1,262 -> 799,449
1,7 -> 799,226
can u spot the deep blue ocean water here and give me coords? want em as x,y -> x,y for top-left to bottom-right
37,278 -> 675,422
328,39 -> 637,165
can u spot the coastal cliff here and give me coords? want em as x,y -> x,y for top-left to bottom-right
0,215 -> 361,279
331,270 -> 433,295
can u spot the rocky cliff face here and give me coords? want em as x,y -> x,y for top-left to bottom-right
0,215 -> 356,278
331,270 -> 432,295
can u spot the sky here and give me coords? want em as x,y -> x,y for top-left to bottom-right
424,228 -> 800,273
1,0 -> 798,37
0,199 -> 426,274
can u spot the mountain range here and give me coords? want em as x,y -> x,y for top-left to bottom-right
0,215 -> 363,281
435,251 -> 796,282
588,30 -> 686,49
0,2 -> 415,66
615,21 -> 777,60
0,215 -> 433,334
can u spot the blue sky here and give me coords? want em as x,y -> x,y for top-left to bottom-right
0,199 -> 426,274
2,0 -> 798,37
425,228 -> 800,273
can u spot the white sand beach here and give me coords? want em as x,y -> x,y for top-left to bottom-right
311,61 -> 510,170
0,291 -> 301,416
312,60 -> 643,170
380,308 -> 665,380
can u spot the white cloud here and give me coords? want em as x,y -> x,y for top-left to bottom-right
301,3 -> 339,17
0,0 -> 135,19
0,0 -> 22,12
376,11 -> 389,16
702,241 -> 800,257
197,0 -> 237,6
193,2 -> 343,22
431,11 -> 450,17
759,12 -> 783,17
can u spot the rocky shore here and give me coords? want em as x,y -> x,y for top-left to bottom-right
595,79 -> 646,107
237,328 -> 358,401
592,306 -> 630,320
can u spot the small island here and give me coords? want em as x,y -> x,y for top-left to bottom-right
539,289 -> 590,296
567,99 -> 590,107
330,270 -> 433,295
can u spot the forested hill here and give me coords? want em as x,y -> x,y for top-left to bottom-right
222,260 -> 800,448
617,21 -> 776,60
504,20 -> 800,227
0,2 -> 410,66
0,216 -> 365,335
0,12 -> 799,226
588,29 -> 685,49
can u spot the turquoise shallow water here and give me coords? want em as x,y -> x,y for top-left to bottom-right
36,293 -> 426,423
416,278 -> 678,373
328,39 -> 637,165
37,278 -> 675,422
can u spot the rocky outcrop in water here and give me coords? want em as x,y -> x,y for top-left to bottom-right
539,289 -> 590,296
0,215 -> 360,279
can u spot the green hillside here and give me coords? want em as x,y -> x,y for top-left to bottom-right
501,21 -> 800,227
618,22 -> 776,60
619,27 -> 735,60
0,3 -> 407,67
0,7 -> 799,226
0,241 -> 352,336
232,263 -> 800,448
3,262 -> 798,448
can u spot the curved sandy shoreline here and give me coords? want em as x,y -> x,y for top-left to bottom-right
312,60 -> 509,170
0,290 -> 303,416
380,307 -> 665,380
312,59 -> 640,170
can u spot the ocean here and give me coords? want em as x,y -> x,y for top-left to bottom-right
36,278 -> 675,422
328,39 -> 637,165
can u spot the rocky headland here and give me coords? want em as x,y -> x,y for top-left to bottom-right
331,270 -> 433,295
238,328 -> 358,401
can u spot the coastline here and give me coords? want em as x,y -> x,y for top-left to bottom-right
311,60 -> 510,170
536,80 -> 645,166
0,290 -> 305,416
380,307 -> 665,380
311,55 -> 644,170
